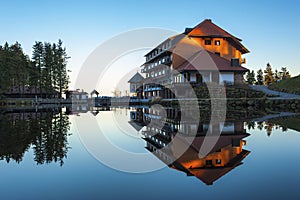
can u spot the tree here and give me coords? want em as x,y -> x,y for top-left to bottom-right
280,67 -> 291,80
42,42 -> 54,96
264,63 -> 274,85
246,70 -> 256,85
0,42 -> 30,95
112,88 -> 120,97
54,39 -> 70,98
274,69 -> 281,82
32,41 -> 44,94
256,69 -> 264,85
0,43 -> 11,93
31,40 -> 70,98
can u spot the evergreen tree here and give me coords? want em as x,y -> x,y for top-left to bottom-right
55,39 -> 70,98
280,67 -> 291,80
0,40 -> 70,98
256,69 -> 264,85
246,70 -> 256,85
274,69 -> 281,82
10,42 -> 29,95
264,63 -> 274,85
32,42 -> 44,94
42,42 -> 54,97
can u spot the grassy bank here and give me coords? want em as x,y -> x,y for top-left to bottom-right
269,75 -> 300,94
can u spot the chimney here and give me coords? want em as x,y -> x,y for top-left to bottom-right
184,28 -> 193,34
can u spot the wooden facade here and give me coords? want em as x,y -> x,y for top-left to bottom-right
138,19 -> 250,99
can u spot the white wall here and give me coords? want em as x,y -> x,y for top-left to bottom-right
219,72 -> 234,83
190,73 -> 196,82
202,72 -> 211,83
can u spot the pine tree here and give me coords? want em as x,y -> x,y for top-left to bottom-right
0,40 -> 70,98
280,67 -> 291,80
246,70 -> 256,85
42,42 -> 54,97
32,42 -> 44,95
274,69 -> 281,82
256,69 -> 264,85
264,63 -> 274,85
55,39 -> 70,98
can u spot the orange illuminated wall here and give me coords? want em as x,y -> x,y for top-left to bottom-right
176,142 -> 243,169
191,37 -> 243,62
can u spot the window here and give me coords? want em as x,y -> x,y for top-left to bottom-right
215,40 -> 221,46
216,159 -> 222,164
215,52 -> 220,56
205,39 -> 212,45
206,160 -> 213,166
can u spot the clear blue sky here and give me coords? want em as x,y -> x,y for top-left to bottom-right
1,0 -> 300,93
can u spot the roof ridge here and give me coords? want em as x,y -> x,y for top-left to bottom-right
188,19 -> 242,41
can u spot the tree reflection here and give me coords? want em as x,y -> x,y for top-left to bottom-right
0,108 -> 70,166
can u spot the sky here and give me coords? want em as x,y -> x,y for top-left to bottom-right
1,0 -> 300,95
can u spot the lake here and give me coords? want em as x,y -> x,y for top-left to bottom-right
0,106 -> 300,200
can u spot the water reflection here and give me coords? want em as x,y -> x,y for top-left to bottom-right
129,106 -> 300,185
130,107 -> 252,185
0,107 -> 70,166
1,104 -> 299,180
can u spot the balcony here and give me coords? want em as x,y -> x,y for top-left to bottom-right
145,47 -> 171,63
141,58 -> 172,73
241,58 -> 246,64
144,87 -> 163,92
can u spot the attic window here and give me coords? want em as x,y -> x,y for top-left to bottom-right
215,40 -> 221,46
204,39 -> 212,45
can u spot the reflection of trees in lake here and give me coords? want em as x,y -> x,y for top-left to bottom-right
246,121 -> 256,130
0,109 -> 70,166
255,121 -> 289,136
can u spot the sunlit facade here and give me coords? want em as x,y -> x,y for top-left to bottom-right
139,19 -> 249,99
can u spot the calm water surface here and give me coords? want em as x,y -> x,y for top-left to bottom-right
0,106 -> 300,200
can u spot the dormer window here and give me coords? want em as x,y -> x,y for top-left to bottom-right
204,39 -> 212,45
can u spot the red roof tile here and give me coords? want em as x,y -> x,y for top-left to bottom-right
188,19 -> 249,54
188,19 -> 240,39
175,50 -> 248,72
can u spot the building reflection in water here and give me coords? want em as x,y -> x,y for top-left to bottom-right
0,107 -> 70,166
130,107 -> 250,185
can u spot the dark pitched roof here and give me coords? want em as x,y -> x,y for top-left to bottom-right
144,34 -> 185,57
90,89 -> 99,96
188,19 -> 249,54
128,121 -> 143,132
175,50 -> 248,72
128,72 -> 144,83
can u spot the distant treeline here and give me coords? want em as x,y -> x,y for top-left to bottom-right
0,40 -> 69,98
245,63 -> 292,85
